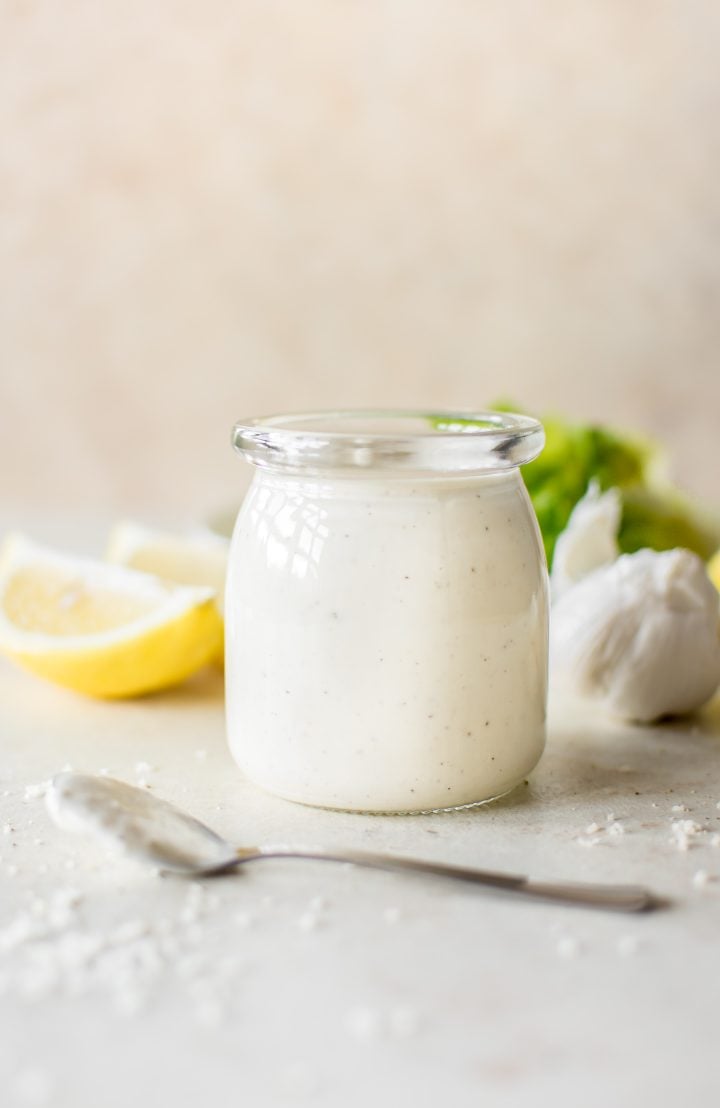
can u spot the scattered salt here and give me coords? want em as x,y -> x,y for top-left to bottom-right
555,936 -> 582,959
670,819 -> 704,851
195,750 -> 207,762
671,804 -> 690,813
693,870 -> 715,888
383,907 -> 402,925
134,762 -> 153,775
23,782 -> 49,801
585,822 -> 601,835
297,911 -> 320,932
195,1000 -> 224,1027
617,935 -> 640,957
344,1006 -> 380,1040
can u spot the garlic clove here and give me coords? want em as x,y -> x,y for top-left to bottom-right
551,482 -> 622,600
551,548 -> 720,723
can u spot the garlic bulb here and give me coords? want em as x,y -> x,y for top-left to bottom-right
551,482 -> 621,599
551,547 -> 720,722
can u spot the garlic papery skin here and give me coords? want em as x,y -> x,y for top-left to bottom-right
551,482 -> 621,600
550,548 -> 720,722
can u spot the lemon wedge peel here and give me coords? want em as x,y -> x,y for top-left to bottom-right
0,536 -> 224,698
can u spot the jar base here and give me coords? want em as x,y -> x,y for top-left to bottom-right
236,772 -> 529,815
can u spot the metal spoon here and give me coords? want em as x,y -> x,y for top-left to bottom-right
46,773 -> 658,913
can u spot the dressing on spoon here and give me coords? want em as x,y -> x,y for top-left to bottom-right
46,773 -> 660,913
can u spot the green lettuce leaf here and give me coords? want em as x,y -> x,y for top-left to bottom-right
470,406 -> 720,564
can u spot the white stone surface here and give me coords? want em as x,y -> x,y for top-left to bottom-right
1,655 -> 719,1107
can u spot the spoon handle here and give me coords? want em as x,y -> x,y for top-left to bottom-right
240,846 -> 656,913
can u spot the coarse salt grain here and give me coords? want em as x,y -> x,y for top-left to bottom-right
383,907 -> 402,925
555,936 -> 582,959
195,1000 -> 224,1027
671,804 -> 690,813
23,782 -> 49,801
670,819 -> 704,851
693,870 -> 715,888
344,1006 -> 380,1040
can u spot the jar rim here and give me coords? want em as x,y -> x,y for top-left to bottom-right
232,409 -> 544,475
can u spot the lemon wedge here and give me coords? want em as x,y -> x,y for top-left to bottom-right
709,549 -> 720,592
106,522 -> 228,612
0,535 -> 223,697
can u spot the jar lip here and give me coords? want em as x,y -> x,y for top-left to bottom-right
232,409 -> 544,475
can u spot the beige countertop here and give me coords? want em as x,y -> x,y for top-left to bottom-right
1,653 -> 719,1108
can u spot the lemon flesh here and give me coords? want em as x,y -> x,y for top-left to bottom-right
0,536 -> 224,698
106,522 -> 228,609
709,550 -> 720,593
106,522 -> 229,665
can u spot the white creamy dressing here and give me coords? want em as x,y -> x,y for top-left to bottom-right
226,468 -> 548,813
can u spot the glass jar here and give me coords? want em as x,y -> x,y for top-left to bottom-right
226,411 -> 548,813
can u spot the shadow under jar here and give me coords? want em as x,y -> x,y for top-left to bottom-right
226,410 -> 549,813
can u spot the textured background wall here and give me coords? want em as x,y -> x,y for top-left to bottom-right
2,0 -> 719,525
